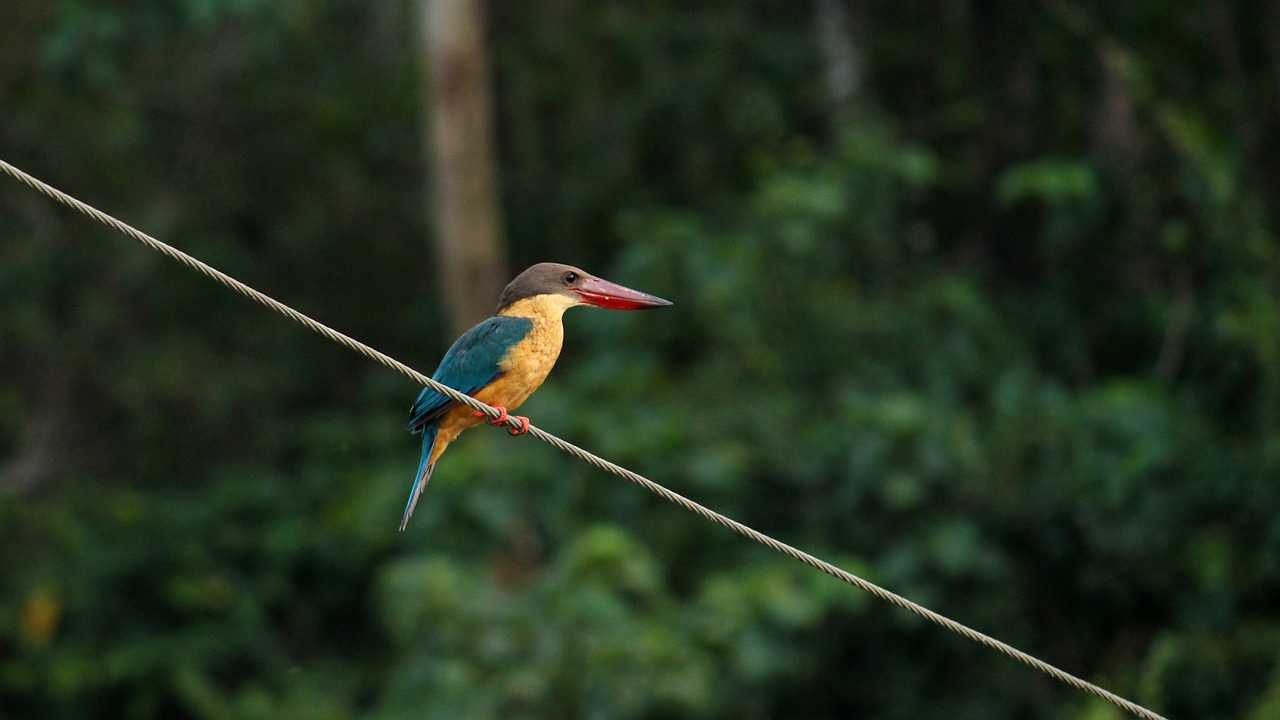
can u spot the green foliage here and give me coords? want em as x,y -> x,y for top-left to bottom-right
3,1 -> 1280,719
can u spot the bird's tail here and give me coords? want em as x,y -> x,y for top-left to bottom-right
400,426 -> 439,531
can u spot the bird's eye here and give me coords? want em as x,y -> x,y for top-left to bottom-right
563,271 -> 578,285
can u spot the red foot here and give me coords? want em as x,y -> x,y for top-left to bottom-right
474,405 -> 509,425
506,415 -> 530,436
473,406 -> 530,436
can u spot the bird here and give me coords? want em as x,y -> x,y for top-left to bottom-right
400,262 -> 672,530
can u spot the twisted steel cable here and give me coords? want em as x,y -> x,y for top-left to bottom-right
0,159 -> 1168,720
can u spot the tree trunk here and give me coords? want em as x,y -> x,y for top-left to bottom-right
420,0 -> 508,335
814,0 -> 865,125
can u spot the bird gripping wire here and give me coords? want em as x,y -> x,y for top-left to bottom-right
0,159 -> 1168,720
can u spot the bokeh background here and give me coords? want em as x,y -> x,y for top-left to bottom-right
3,1 -> 1280,718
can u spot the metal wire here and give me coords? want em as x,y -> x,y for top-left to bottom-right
0,159 -> 1168,720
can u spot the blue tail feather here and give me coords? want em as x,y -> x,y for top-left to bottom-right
400,425 -> 439,531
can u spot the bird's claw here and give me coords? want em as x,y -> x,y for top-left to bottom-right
473,406 -> 530,436
506,415 -> 530,436
475,405 -> 509,425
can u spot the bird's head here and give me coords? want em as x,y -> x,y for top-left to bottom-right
496,263 -> 672,314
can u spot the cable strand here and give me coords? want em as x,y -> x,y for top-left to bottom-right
0,159 -> 1167,720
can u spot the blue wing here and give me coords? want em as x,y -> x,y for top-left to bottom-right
405,315 -> 534,433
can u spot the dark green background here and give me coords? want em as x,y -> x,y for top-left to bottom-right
3,1 -> 1278,718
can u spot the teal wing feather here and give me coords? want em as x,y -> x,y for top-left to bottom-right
405,316 -> 534,433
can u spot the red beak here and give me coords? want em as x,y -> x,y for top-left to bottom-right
572,276 -> 673,310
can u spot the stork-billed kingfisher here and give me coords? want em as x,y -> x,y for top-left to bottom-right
400,262 -> 671,529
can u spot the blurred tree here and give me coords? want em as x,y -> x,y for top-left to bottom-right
1,0 -> 1279,718
813,0 -> 865,124
421,0 -> 508,334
